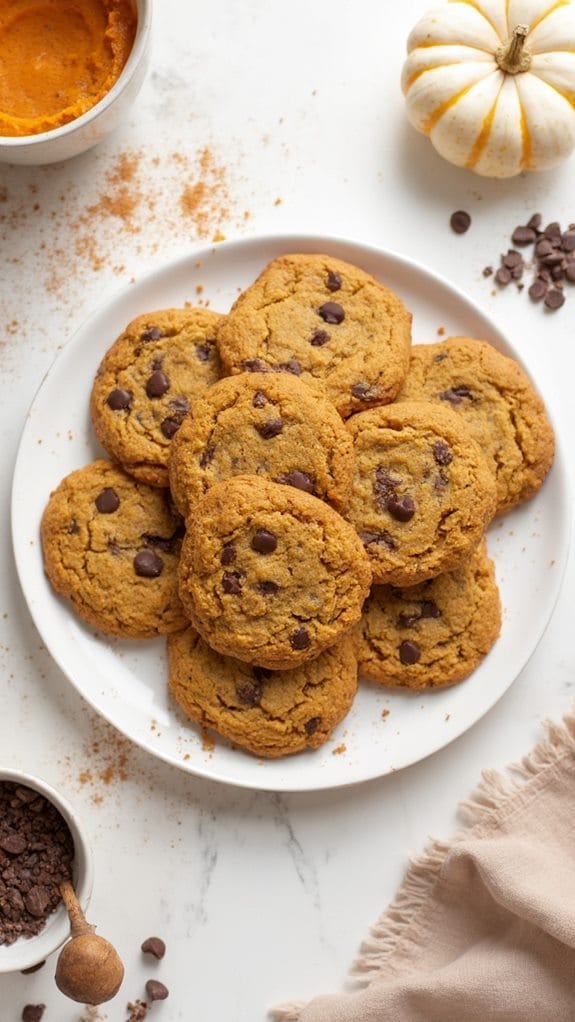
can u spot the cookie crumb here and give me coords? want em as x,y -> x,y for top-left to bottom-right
332,743 -> 346,755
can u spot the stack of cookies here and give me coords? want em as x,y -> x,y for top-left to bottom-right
40,253 -> 555,759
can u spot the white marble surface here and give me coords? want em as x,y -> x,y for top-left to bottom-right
1,1 -> 574,1019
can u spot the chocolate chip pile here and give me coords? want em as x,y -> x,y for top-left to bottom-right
487,213 -> 575,310
0,782 -> 74,946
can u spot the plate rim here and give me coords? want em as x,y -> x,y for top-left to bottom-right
11,231 -> 572,792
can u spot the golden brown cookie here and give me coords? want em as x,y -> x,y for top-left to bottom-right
167,371 -> 354,519
90,307 -> 223,488
168,625 -> 358,758
345,400 -> 497,586
356,540 -> 501,690
178,475 -> 372,670
396,337 -> 555,514
216,253 -> 412,417
41,459 -> 187,638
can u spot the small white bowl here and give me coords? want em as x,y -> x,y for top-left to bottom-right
0,0 -> 152,166
0,768 -> 94,973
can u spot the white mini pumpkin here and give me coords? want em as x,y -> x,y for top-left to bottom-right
401,0 -> 575,177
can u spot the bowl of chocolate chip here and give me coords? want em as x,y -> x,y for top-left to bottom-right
0,768 -> 94,973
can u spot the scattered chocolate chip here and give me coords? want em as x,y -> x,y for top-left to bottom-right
527,212 -> 542,230
221,544 -> 236,565
145,979 -> 169,1002
251,529 -> 278,554
252,391 -> 267,408
358,530 -> 396,550
544,288 -> 565,309
482,266 -> 493,277
450,210 -> 471,234
386,494 -> 416,522
258,580 -> 279,595
433,441 -> 453,466
290,627 -> 310,650
529,279 -> 548,302
222,571 -> 242,594
141,326 -> 162,342
310,328 -> 330,346
255,418 -> 283,439
562,230 -> 575,252
502,249 -> 522,269
141,936 -> 166,959
439,385 -> 473,405
195,343 -> 212,361
511,225 -> 537,246
304,716 -> 321,736
95,487 -> 120,514
326,270 -> 342,291
133,550 -> 164,578
318,301 -> 345,324
146,369 -> 170,398
495,266 -> 512,285
21,1006 -> 46,1022
199,446 -> 215,468
399,639 -> 421,665
278,469 -> 315,493
106,388 -> 132,411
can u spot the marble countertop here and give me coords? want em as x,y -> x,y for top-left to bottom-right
1,1 -> 574,1019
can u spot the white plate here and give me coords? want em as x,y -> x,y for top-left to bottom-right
11,235 -> 570,792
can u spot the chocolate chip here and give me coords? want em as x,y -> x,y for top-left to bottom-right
373,467 -> 397,510
310,328 -> 330,346
511,225 -> 537,246
386,494 -> 416,522
562,230 -> 575,252
255,418 -> 283,438
141,326 -> 162,342
326,270 -> 342,291
290,627 -> 310,650
258,580 -> 279,595
278,359 -> 301,375
141,936 -> 166,959
221,543 -> 236,565
278,469 -> 315,493
67,519 -> 80,534
222,571 -> 242,594
145,980 -> 169,1002
399,639 -> 421,665
305,716 -> 321,736
21,1006 -> 46,1022
527,212 -> 542,231
196,343 -> 212,361
242,358 -> 270,372
199,446 -> 215,467
235,676 -> 263,706
251,529 -> 277,554
544,220 -> 562,240
351,381 -> 378,401
95,487 -> 120,513
146,369 -> 170,398
397,611 -> 421,629
495,266 -> 512,285
439,385 -> 473,405
358,529 -> 396,550
421,600 -> 441,618
318,301 -> 345,324
544,288 -> 565,309
566,263 -> 575,283
133,550 -> 164,577
252,391 -> 267,408
502,249 -> 523,269
106,388 -> 132,410
141,526 -> 184,555
433,441 -> 452,466
160,417 -> 181,438
450,210 -> 471,234
529,279 -> 548,301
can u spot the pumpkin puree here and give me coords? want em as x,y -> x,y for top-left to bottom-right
0,0 -> 137,137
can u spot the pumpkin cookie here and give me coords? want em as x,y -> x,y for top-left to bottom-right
357,540 -> 501,690
178,475 -> 372,670
345,401 -> 496,586
216,253 -> 412,417
168,371 -> 354,518
41,459 -> 187,638
396,337 -> 555,513
90,307 -> 223,488
168,625 -> 358,758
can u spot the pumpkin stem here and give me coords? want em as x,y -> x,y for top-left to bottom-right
496,24 -> 532,75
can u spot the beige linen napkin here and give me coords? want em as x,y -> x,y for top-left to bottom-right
272,714 -> 575,1022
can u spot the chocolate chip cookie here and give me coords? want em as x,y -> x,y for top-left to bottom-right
178,475 -> 372,670
41,459 -> 187,638
357,540 -> 501,689
90,308 -> 223,488
216,253 -> 412,417
168,625 -> 358,758
396,337 -> 555,514
167,370 -> 354,518
345,400 -> 497,586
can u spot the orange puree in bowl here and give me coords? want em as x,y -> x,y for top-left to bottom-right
0,0 -> 137,137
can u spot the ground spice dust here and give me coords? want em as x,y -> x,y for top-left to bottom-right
59,714 -> 135,805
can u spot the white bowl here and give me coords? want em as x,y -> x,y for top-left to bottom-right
0,768 -> 94,973
0,0 -> 152,166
